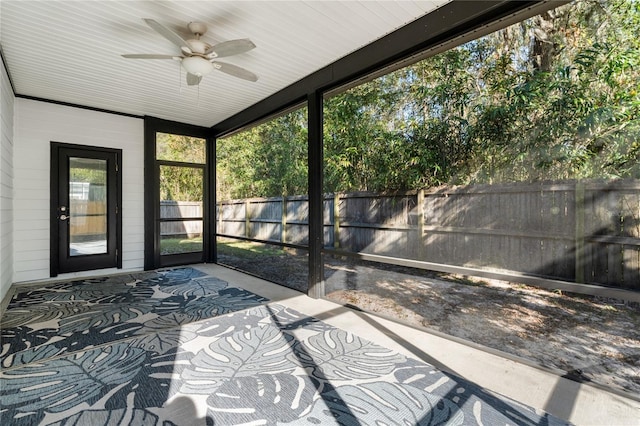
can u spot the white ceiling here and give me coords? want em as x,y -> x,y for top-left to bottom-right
0,1 -> 450,128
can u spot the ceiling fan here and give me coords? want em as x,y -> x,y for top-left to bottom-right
122,19 -> 258,86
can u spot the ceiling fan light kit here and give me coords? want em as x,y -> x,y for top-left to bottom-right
182,56 -> 214,77
122,19 -> 258,86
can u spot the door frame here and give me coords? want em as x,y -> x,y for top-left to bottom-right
144,117 -> 214,270
50,142 -> 123,277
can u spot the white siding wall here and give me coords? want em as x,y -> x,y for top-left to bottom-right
0,59 -> 15,301
13,99 -> 144,282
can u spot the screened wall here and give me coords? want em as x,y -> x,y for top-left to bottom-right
321,0 -> 640,395
211,0 -> 640,396
216,106 -> 309,292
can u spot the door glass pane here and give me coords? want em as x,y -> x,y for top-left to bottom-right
69,157 -> 107,256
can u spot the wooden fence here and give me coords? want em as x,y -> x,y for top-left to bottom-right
70,200 -> 106,241
160,201 -> 203,238
216,180 -> 640,290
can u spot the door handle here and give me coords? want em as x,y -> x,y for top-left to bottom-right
59,214 -> 69,221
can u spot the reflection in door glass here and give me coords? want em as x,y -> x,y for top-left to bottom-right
69,157 -> 107,256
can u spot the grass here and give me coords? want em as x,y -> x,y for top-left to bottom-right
160,237 -> 203,255
160,237 -> 287,258
217,239 -> 285,258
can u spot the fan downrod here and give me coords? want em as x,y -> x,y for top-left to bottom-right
188,22 -> 207,37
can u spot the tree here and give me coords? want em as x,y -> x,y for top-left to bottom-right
217,108 -> 308,200
217,0 -> 640,196
157,133 -> 205,202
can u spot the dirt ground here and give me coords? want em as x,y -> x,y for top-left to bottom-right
218,251 -> 640,396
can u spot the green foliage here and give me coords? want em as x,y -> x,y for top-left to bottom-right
217,0 -> 640,198
217,240 -> 285,258
217,109 -> 308,200
157,133 -> 205,163
69,168 -> 105,185
160,166 -> 203,202
157,133 -> 206,202
70,160 -> 106,185
160,237 -> 202,255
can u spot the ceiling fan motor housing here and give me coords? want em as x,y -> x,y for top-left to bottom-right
186,39 -> 209,54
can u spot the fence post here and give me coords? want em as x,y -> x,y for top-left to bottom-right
281,196 -> 287,244
417,188 -> 425,259
333,193 -> 340,248
575,182 -> 585,283
245,200 -> 251,239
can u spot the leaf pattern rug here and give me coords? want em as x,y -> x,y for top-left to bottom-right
0,267 -> 569,425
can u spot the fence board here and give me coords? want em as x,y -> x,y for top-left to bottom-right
160,201 -> 203,237
70,201 -> 106,238
216,179 -> 640,290
623,246 -> 640,289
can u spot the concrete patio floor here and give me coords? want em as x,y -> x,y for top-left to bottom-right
192,264 -> 640,425
2,263 -> 638,425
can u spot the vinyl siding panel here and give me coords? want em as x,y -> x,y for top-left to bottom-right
0,57 -> 15,302
13,98 -> 144,282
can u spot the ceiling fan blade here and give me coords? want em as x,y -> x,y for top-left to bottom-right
121,54 -> 176,59
186,73 -> 202,86
206,39 -> 256,58
212,61 -> 258,82
143,18 -> 188,48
